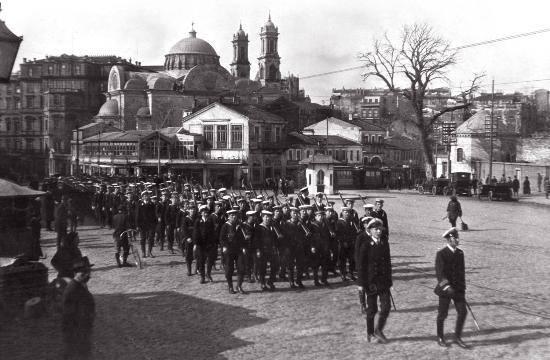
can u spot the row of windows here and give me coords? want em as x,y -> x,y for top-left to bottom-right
0,137 -> 44,151
1,117 -> 40,132
363,135 -> 384,144
391,150 -> 418,161
203,124 -> 243,149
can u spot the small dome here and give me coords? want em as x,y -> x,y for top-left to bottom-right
147,76 -> 175,90
98,99 -> 119,116
168,29 -> 218,56
236,24 -> 246,38
124,78 -> 147,90
136,107 -> 151,117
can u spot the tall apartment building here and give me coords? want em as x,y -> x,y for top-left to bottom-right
0,54 -> 140,179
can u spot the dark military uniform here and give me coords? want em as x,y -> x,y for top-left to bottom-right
193,215 -> 217,282
309,219 -> 331,285
435,245 -> 467,342
254,223 -> 278,290
164,202 -> 179,253
112,210 -> 129,266
336,218 -> 357,280
137,201 -> 157,256
219,220 -> 247,292
356,232 -> 392,339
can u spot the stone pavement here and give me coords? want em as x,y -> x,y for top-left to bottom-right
1,191 -> 549,360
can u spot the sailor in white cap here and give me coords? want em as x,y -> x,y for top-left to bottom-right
294,186 -> 311,208
219,209 -> 246,294
355,215 -> 375,315
435,227 -> 469,348
336,206 -> 359,282
372,198 -> 389,237
356,216 -> 392,344
255,210 -> 277,291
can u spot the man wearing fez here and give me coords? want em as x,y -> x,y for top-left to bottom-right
435,228 -> 469,349
62,257 -> 95,359
356,218 -> 393,344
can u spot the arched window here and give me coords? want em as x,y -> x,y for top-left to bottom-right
317,169 -> 325,185
457,148 -> 464,162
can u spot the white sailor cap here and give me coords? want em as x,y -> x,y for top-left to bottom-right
226,210 -> 238,215
375,198 -> 384,203
218,187 -> 227,193
442,227 -> 459,239
261,210 -> 273,216
289,207 -> 299,212
361,216 -> 374,224
300,186 -> 308,192
367,218 -> 383,229
198,205 -> 210,212
363,203 -> 374,209
246,211 -> 257,217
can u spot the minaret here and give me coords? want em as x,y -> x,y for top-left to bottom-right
257,13 -> 281,84
230,23 -> 250,79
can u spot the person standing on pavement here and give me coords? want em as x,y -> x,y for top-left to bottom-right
112,205 -> 131,267
523,176 -> 531,195
537,173 -> 543,192
445,196 -> 462,228
371,199 -> 389,238
254,210 -> 278,291
336,207 -> 358,282
193,205 -> 217,284
544,176 -> 549,199
137,191 -> 157,258
309,210 -> 331,286
54,195 -> 69,248
41,187 -> 55,231
356,218 -> 393,344
62,256 -> 95,360
435,228 -> 469,349
219,210 -> 246,294
512,176 -> 520,198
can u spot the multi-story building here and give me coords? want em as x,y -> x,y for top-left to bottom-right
0,54 -> 141,178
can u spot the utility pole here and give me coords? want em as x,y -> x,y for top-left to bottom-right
75,122 -> 79,177
489,79 -> 494,182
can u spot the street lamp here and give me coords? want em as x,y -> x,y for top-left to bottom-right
0,3 -> 23,83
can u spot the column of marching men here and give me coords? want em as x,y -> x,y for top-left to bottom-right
91,183 -> 389,293
90,180 -> 470,348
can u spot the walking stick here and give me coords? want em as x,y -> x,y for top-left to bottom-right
389,290 -> 397,311
465,300 -> 481,331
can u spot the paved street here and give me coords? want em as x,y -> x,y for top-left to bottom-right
2,191 -> 549,360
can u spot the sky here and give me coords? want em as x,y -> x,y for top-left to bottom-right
3,0 -> 550,103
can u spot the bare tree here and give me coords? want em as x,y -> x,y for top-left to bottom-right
359,23 -> 482,178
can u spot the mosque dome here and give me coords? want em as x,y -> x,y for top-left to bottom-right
164,28 -> 220,71
98,99 -> 119,116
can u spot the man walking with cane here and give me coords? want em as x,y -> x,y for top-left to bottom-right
435,227 -> 470,349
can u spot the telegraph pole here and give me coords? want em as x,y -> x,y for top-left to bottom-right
489,79 -> 494,181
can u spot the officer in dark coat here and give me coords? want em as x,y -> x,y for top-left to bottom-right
356,218 -> 392,344
355,216 -> 374,315
179,205 -> 196,276
286,207 -> 308,288
165,193 -> 179,254
112,205 -> 130,267
62,257 -> 95,360
137,191 -> 157,258
193,205 -> 217,283
219,210 -> 247,294
435,227 -> 469,349
241,211 -> 257,283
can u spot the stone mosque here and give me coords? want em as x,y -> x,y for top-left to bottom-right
95,15 -> 301,131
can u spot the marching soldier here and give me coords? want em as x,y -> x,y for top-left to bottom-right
155,192 -> 168,251
272,206 -> 287,281
241,211 -> 257,283
355,216 -> 373,314
372,198 -> 389,237
254,210 -> 278,291
356,218 -> 393,344
165,193 -> 179,254
219,210 -> 247,294
336,207 -> 359,281
294,187 -> 311,208
435,227 -> 469,349
325,206 -> 339,275
112,205 -> 131,267
287,207 -> 308,289
137,191 -> 157,258
309,210 -> 331,286
180,205 -> 196,276
193,205 -> 217,283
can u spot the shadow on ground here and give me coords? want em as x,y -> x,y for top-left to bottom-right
1,290 -> 268,360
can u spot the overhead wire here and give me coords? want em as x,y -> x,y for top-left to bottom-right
300,27 -> 550,80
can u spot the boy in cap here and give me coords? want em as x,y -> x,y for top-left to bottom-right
355,216 -> 374,314
356,218 -> 393,344
336,207 -> 359,281
137,191 -> 157,258
112,205 -> 131,267
219,210 -> 247,294
372,199 -> 389,237
435,228 -> 469,349
294,187 -> 311,208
